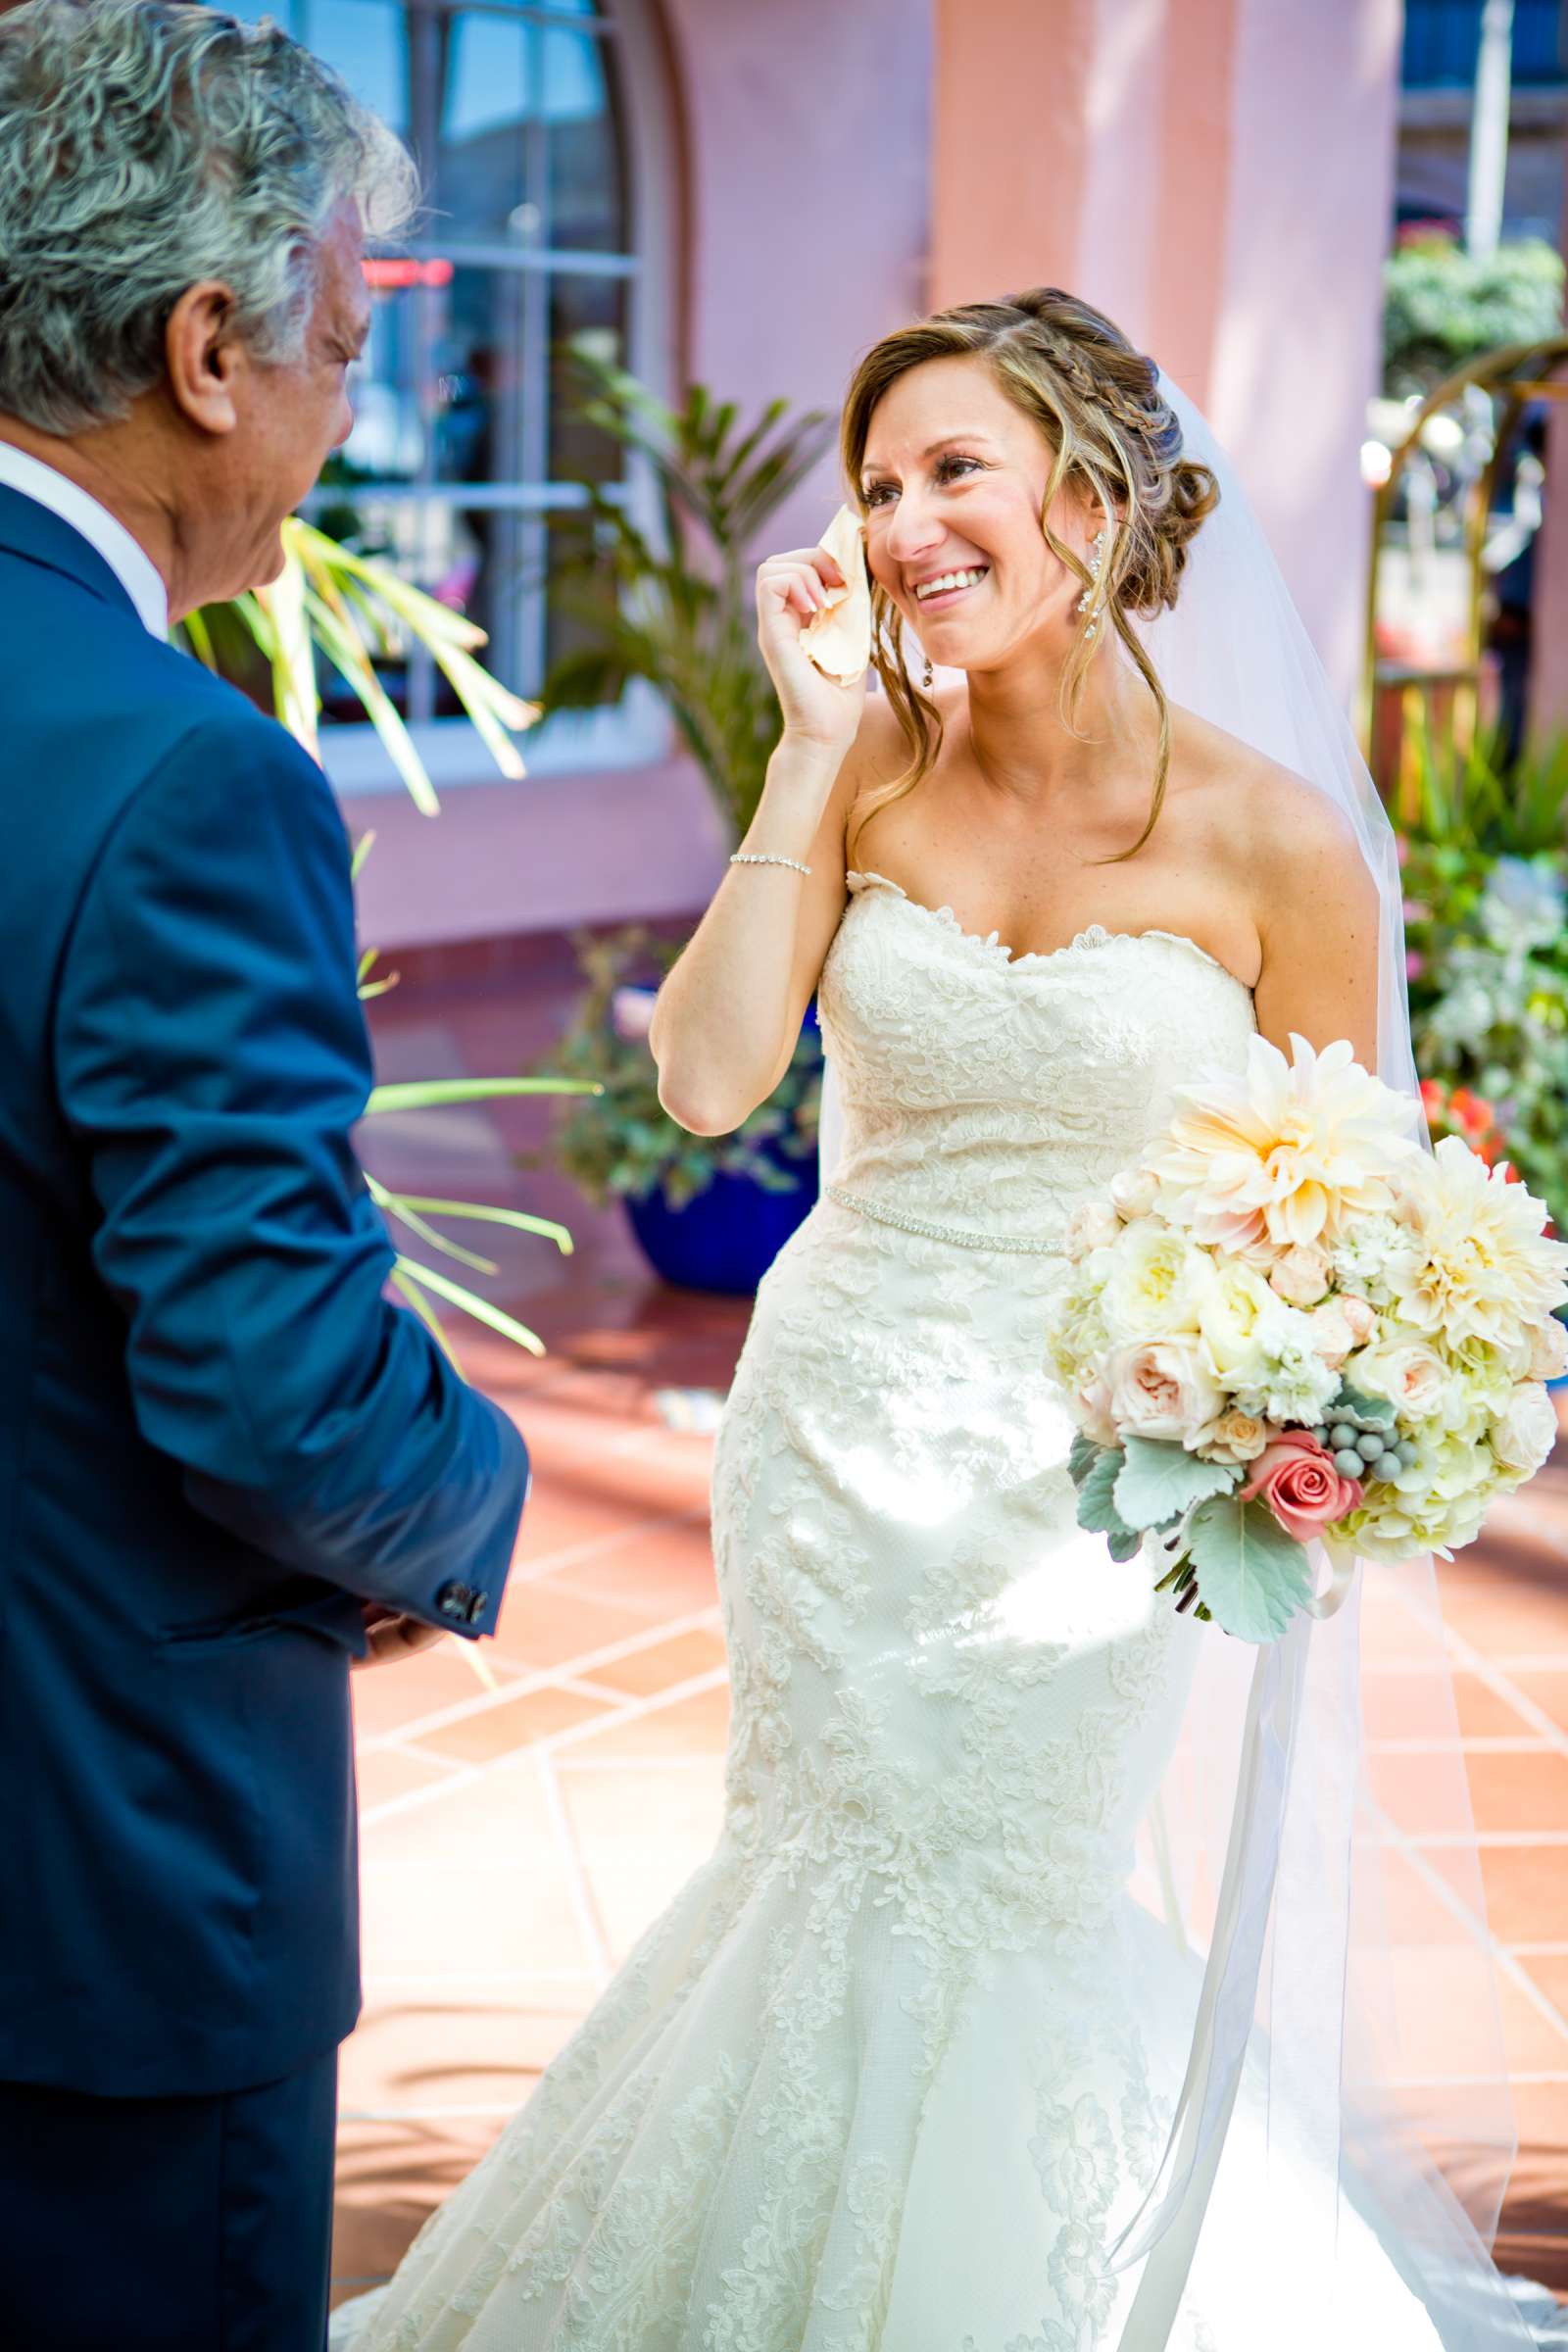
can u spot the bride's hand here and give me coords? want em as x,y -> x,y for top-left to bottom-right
755,545 -> 866,764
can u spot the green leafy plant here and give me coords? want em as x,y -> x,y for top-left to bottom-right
525,354 -> 836,1222
520,924 -> 821,1213
181,516 -> 537,816
1383,233 -> 1565,399
177,544 -> 598,1362
346,836 -> 599,1363
1399,727 -> 1568,1227
536,343 -> 834,834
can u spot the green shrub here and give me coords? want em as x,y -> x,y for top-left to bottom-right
1399,730 -> 1568,1226
1383,233 -> 1564,398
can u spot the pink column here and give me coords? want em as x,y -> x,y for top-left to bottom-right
928,0 -> 1093,306
928,0 -> 1402,702
1203,0 -> 1401,697
1526,142 -> 1568,742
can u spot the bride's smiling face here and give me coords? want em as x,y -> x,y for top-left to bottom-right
858,354 -> 1100,673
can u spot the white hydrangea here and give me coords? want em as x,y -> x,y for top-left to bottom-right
1329,1212 -> 1422,1307
1228,1300 -> 1343,1428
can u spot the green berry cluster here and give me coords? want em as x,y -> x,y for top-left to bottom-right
1308,1419 -> 1417,1480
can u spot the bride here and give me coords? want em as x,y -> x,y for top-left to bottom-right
332,290 -> 1545,2349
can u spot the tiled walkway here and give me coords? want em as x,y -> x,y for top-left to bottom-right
332,946 -> 1568,2313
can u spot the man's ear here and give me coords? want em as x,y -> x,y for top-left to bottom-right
164,280 -> 244,437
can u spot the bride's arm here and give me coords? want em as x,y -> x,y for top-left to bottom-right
649,533 -> 897,1137
1250,771 -> 1383,1068
649,703 -> 896,1136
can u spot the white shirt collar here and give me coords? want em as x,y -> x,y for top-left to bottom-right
0,441 -> 170,638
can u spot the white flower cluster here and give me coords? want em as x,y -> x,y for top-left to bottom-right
1046,1034 -> 1568,1568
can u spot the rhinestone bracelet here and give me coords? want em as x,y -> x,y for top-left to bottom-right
729,851 -> 811,875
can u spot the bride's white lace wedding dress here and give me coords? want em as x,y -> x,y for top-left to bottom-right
332,867 -> 1489,2351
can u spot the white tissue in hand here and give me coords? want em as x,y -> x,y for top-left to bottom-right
799,505 -> 871,686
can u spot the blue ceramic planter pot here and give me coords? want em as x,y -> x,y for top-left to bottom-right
624,1147 -> 818,1296
621,1002 -> 821,1297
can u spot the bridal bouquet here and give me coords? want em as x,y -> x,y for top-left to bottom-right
1044,1034 -> 1568,1642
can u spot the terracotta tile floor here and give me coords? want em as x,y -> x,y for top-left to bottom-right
331,946 -> 1568,2313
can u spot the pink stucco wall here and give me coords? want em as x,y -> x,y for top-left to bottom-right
1206,0 -> 1401,697
929,0 -> 1400,701
662,0 -> 932,549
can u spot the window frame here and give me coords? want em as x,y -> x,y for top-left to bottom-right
294,0 -> 679,796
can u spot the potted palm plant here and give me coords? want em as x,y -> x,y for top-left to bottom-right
532,349 -> 834,1293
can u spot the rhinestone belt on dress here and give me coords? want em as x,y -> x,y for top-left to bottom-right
824,1182 -> 1067,1255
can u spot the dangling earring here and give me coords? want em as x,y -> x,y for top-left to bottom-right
1077,526 -> 1107,639
921,655 -> 934,690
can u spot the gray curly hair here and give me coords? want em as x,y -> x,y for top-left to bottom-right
0,0 -> 418,434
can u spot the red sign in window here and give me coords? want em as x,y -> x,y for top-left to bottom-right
362,258 -> 456,290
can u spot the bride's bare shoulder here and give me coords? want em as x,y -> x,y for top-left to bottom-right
1169,704 -> 1371,890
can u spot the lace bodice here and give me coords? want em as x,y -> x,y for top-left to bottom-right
818,869 -> 1256,1241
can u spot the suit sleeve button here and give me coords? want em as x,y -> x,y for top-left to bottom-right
436,1582 -> 473,1621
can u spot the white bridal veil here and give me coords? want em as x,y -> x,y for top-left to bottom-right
814,377 -> 1537,2348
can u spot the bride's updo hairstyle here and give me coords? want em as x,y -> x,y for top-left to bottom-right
842,286 -> 1220,862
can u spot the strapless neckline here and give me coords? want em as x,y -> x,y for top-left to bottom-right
844,867 -> 1252,998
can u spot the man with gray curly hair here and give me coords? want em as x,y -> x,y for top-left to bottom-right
0,7 -> 530,2345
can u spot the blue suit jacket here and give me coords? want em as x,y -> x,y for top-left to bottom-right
0,487 -> 530,2097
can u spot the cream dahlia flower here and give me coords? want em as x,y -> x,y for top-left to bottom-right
1151,1034 -> 1415,1252
1395,1139 -> 1568,1356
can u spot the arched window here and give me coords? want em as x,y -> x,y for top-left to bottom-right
214,0 -> 672,777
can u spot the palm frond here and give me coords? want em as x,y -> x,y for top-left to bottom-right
539,347 -> 833,836
393,1257 -> 547,1357
367,1076 -> 600,1113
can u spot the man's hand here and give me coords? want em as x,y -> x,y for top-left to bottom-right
352,1601 -> 448,1669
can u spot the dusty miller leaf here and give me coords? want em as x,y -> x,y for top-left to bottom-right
1077,1446 -> 1135,1544
1184,1496 -> 1314,1644
1113,1435 -> 1239,1532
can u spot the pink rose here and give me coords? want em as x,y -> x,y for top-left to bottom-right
1528,1316 -> 1568,1383
1203,1406 -> 1273,1464
1064,1199 -> 1122,1261
1241,1432 -> 1363,1544
1075,1376 -> 1119,1448
1269,1244 -> 1332,1306
1340,1296 -> 1377,1344
1106,1339 -> 1222,1445
1308,1299 -> 1356,1368
1494,1382 -> 1558,1477
1109,1162 -> 1161,1221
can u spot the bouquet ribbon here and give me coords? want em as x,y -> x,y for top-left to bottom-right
1101,1545 -> 1355,2342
